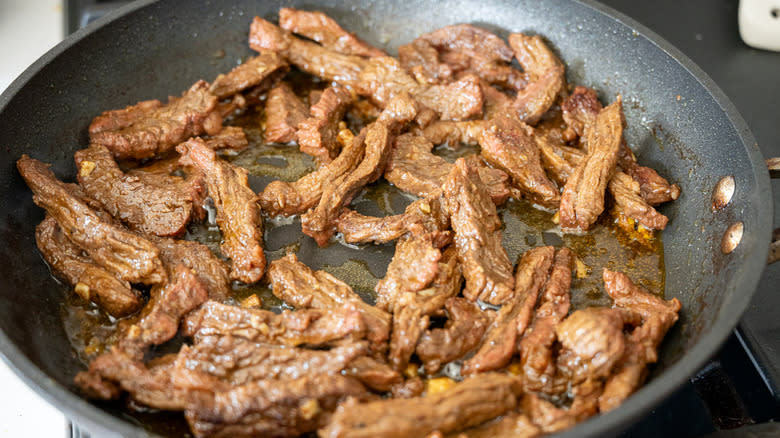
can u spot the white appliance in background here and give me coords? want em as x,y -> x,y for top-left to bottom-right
739,0 -> 780,51
0,0 -> 68,436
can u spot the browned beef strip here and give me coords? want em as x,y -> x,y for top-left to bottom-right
599,269 -> 681,412
508,34 -> 566,125
278,8 -> 385,57
75,144 -> 194,237
302,94 -> 418,246
183,300 -> 366,346
89,81 -> 221,159
355,55 -> 421,107
119,264 -> 209,357
186,374 -> 368,438
399,39 -> 453,84
559,99 -> 624,231
462,246 -> 555,375
249,16 -> 367,85
35,216 -> 142,317
297,86 -> 353,162
561,86 -> 602,143
450,413 -> 542,438
618,146 -> 681,205
320,373 -> 523,438
264,82 -> 309,143
443,158 -> 514,305
518,247 -> 573,394
521,380 -> 602,433
390,377 -> 426,399
209,52 -> 289,99
389,301 -> 430,371
375,232 -> 442,313
554,307 -> 627,384
345,356 -> 403,392
17,156 -> 165,285
259,128 -> 366,217
421,120 -> 485,147
413,74 -> 484,121
149,236 -> 231,301
203,126 -> 249,151
178,138 -> 266,283
479,113 -> 560,208
267,253 -> 391,344
416,297 -> 490,374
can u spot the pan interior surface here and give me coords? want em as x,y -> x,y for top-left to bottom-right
0,0 -> 769,437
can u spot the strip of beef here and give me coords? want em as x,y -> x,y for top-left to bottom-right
264,82 -> 309,143
375,232 -> 442,313
479,113 -> 560,208
183,300 -> 366,346
442,158 -> 514,305
336,197 -> 442,245
297,86 -> 353,162
448,413 -> 541,438
599,269 -> 681,412
177,335 -> 367,386
462,246 -> 555,375
186,374 -> 368,438
259,127 -> 366,217
559,99 -> 624,231
399,39 -> 454,85
521,380 -> 602,433
279,8 -> 385,57
149,236 -> 231,301
203,126 -> 249,151
302,93 -> 418,246
119,265 -> 209,357
344,356 -> 403,392
389,302 -> 430,371
518,247 -> 573,394
320,373 -> 523,438
561,86 -> 601,143
74,144 -> 194,236
508,34 -> 566,125
416,297 -> 490,374
267,253 -> 391,344
421,120 -> 485,147
89,80 -> 221,159
36,216 -> 142,317
17,156 -> 165,284
178,138 -> 266,283
209,52 -> 289,99
413,74 -> 484,121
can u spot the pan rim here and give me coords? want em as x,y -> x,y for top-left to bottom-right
0,0 -> 772,436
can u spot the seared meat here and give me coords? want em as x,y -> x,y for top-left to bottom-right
443,158 -> 514,305
521,380 -> 602,434
297,86 -> 353,162
183,301 -> 366,346
555,307 -> 627,383
559,99 -> 624,231
18,155 -> 165,284
264,83 -> 309,143
452,413 -> 542,438
89,80 -> 221,159
345,356 -> 403,392
413,74 -> 484,121
209,52 -> 289,99
203,126 -> 250,151
389,302 -> 429,371
75,143 -> 194,237
279,8 -> 385,57
149,236 -> 231,301
519,247 -> 573,393
268,253 -> 391,344
421,120 -> 485,147
36,216 -> 142,317
462,246 -> 555,375
336,197 -> 449,245
178,138 -> 266,283
479,112 -> 560,208
508,34 -> 566,125
561,86 -> 602,143
376,232 -> 442,312
320,373 -> 523,438
399,39 -> 454,85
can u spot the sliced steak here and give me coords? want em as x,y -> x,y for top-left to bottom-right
555,307 -> 627,384
149,236 -> 231,301
452,413 -> 542,438
75,143 -> 194,237
89,80 -> 221,159
264,82 -> 309,143
413,74 -> 484,121
320,373 -> 523,438
559,99 -> 624,231
618,146 -> 681,206
462,246 -> 555,375
297,86 -> 353,162
388,302 -> 430,371
178,138 -> 266,283
36,216 -> 142,317
203,126 -> 249,151
344,356 -> 403,392
442,158 -> 514,305
399,38 -> 454,85
278,8 -> 385,57
416,297 -> 490,374
561,86 -> 601,143
421,120 -> 485,147
268,253 -> 391,344
479,112 -> 560,208
18,156 -> 165,284
336,197 -> 447,245
375,232 -> 442,313
183,300 -> 366,346
518,247 -> 573,393
209,52 -> 289,99
508,34 -> 566,125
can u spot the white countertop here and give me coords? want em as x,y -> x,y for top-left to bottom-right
1,0 -> 69,436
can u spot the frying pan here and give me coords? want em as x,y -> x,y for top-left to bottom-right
0,0 -> 774,436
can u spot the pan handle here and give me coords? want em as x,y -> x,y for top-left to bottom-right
767,158 -> 779,264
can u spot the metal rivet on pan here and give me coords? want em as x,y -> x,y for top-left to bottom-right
712,176 -> 735,211
721,222 -> 744,254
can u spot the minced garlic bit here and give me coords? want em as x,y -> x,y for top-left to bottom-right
337,121 -> 355,148
418,200 -> 431,214
240,294 -> 262,308
403,363 -> 419,378
426,377 -> 456,395
575,257 -> 590,279
552,211 -> 560,225
507,360 -> 523,376
79,160 -> 96,178
74,282 -> 91,300
299,398 -> 321,420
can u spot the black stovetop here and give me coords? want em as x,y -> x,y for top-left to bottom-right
66,0 -> 780,437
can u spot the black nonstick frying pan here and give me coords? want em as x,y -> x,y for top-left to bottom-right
0,0 -> 775,436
